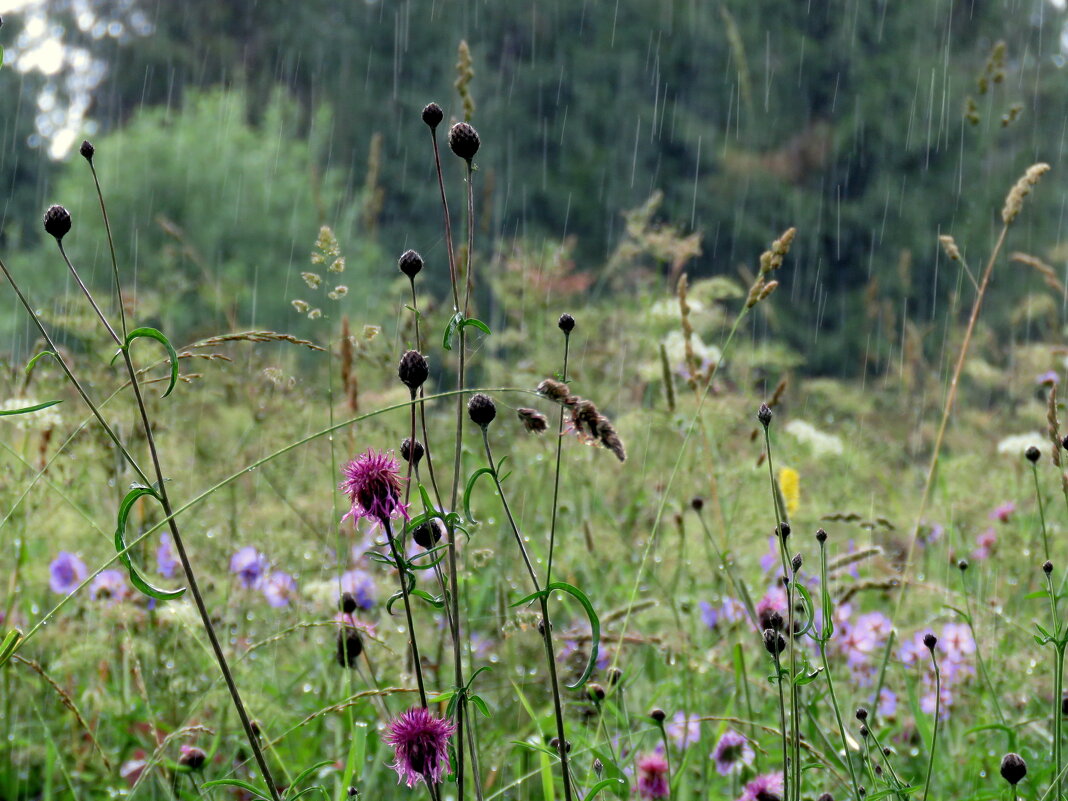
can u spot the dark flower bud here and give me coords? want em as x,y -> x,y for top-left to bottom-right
449,122 -> 480,161
815,528 -> 828,543
178,745 -> 207,770
859,788 -> 866,798
401,437 -> 424,466
348,787 -> 360,798
1026,445 -> 1041,463
413,519 -> 444,549
817,795 -> 833,801
958,559 -> 968,572
399,249 -> 424,279
336,627 -> 364,667
1045,560 -> 1054,575
882,747 -> 891,756
1062,694 -> 1068,716
1000,752 -> 1027,786
757,402 -> 773,427
422,102 -> 443,129
43,205 -> 71,241
587,683 -> 606,701
763,628 -> 786,655
593,758 -> 603,776
468,393 -> 496,427
691,497 -> 704,512
537,617 -> 551,635
874,764 -> 883,777
649,708 -> 666,723
549,737 -> 571,753
517,407 -> 549,434
558,313 -> 575,334
923,632 -> 937,651
791,553 -> 803,573
398,350 -> 430,392
79,140 -> 95,162
859,725 -> 869,739
855,707 -> 868,721
340,592 -> 358,614
779,521 -> 791,538
607,667 -> 623,686
1062,434 -> 1068,451
760,609 -> 784,632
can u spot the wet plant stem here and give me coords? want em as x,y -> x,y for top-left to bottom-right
771,648 -> 789,801
921,648 -> 941,801
1033,462 -> 1052,563
546,330 -> 571,585
64,244 -> 284,800
958,570 -> 1004,725
479,428 -> 574,801
382,518 -> 428,709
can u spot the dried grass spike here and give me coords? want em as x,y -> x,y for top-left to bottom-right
1002,162 -> 1051,225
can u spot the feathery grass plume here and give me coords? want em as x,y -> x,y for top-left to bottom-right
659,342 -> 676,412
1011,252 -> 1066,295
938,235 -> 961,262
455,40 -> 476,121
1002,163 -> 1051,225
746,227 -> 796,308
978,41 -> 1007,94
537,378 -> 578,406
517,407 -> 549,434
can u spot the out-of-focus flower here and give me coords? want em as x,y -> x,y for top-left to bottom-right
711,729 -> 754,776
636,752 -> 671,799
339,569 -> 377,610
157,532 -> 178,578
1038,370 -> 1060,386
384,707 -> 455,787
972,528 -> 997,561
737,771 -> 784,801
996,433 -> 1046,459
778,467 -> 800,516
783,419 -> 844,457
120,751 -> 147,787
230,546 -> 268,589
990,502 -> 1015,523
699,601 -> 718,630
262,571 -> 297,607
666,711 -> 700,750
49,552 -> 87,595
89,570 -> 128,604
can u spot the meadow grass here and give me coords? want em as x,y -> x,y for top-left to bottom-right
0,105 -> 1065,801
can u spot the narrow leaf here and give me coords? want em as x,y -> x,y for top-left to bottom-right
124,326 -> 179,398
0,399 -> 61,418
115,487 -> 185,600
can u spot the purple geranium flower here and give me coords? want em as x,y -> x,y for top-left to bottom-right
384,707 -> 455,787
49,552 -> 87,594
262,571 -> 297,608
157,532 -> 178,578
1038,370 -> 1060,386
737,771 -> 784,801
636,752 -> 670,799
712,729 -> 755,776
666,711 -> 700,750
699,600 -> 718,630
230,546 -> 268,589
339,449 -> 410,528
339,568 -> 376,610
89,570 -> 128,604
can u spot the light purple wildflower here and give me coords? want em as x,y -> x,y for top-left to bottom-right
262,571 -> 297,607
759,535 -> 779,573
899,631 -> 931,667
699,601 -> 719,630
720,597 -> 747,624
876,687 -> 897,718
49,552 -> 87,594
339,568 -> 377,610
229,546 -> 268,589
666,711 -> 700,750
972,528 -> 997,561
636,752 -> 670,799
737,771 -> 784,801
711,729 -> 755,776
990,502 -> 1015,523
339,449 -> 410,528
157,532 -> 178,578
384,707 -> 455,787
940,623 -> 975,662
1039,370 -> 1060,386
921,683 -> 953,719
89,570 -> 128,604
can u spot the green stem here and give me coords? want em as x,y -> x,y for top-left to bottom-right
545,331 -> 571,586
382,518 -> 429,709
921,649 -> 940,801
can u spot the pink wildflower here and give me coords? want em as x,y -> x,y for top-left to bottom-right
383,707 -> 455,787
340,449 -> 409,528
636,752 -> 670,799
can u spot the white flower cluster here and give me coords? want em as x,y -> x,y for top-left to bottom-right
783,419 -> 844,457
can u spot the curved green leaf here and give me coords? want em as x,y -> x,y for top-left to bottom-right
459,317 -> 492,337
115,487 -> 185,600
511,580 -> 600,688
124,326 -> 179,398
793,582 -> 816,637
201,778 -> 271,799
470,694 -> 490,717
410,588 -> 445,609
25,350 -> 58,375
442,311 -> 464,351
0,399 -> 61,418
584,778 -> 626,799
463,467 -> 495,524
0,628 -> 22,668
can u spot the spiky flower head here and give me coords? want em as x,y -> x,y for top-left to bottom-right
340,449 -> 409,527
636,752 -> 670,799
449,121 -> 480,161
43,205 -> 71,241
383,707 -> 455,787
79,140 -> 95,162
738,771 -> 785,801
711,729 -> 755,776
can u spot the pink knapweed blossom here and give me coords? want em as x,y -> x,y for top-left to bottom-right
384,707 -> 455,787
340,449 -> 410,528
737,771 -> 784,801
712,728 -> 755,776
636,752 -> 670,799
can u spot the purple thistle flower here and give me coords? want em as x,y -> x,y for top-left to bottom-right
737,771 -> 784,801
636,752 -> 670,799
156,532 -> 178,578
666,711 -> 700,750
262,571 -> 298,608
990,502 -> 1015,523
89,570 -> 128,604
230,546 -> 268,588
711,729 -> 755,776
49,551 -> 87,595
383,707 -> 455,787
1038,370 -> 1060,386
339,449 -> 410,528
339,568 -> 377,609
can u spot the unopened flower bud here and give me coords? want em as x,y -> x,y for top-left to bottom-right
178,745 -> 206,771
1026,445 -> 1041,463
468,393 -> 496,427
923,632 -> 937,651
1000,752 -> 1027,786
422,102 -> 443,129
340,592 -> 358,614
649,708 -> 666,723
757,402 -> 773,427
398,350 -> 430,392
558,313 -> 575,334
587,683 -> 606,701
815,528 -> 828,543
449,122 -> 480,161
413,519 -> 445,549
79,140 -> 95,162
336,627 -> 364,667
763,628 -> 786,655
779,521 -> 791,538
958,559 -> 968,572
43,205 -> 71,241
607,667 -> 623,686
401,437 -> 424,466
855,707 -> 868,721
1045,560 -> 1055,575
399,249 -> 424,279
691,497 -> 704,512
791,553 -> 803,573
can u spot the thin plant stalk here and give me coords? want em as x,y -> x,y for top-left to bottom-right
921,647 -> 941,801
479,428 -> 574,801
382,518 -> 429,709
957,568 -> 1004,724
771,647 -> 789,801
1033,461 -> 1052,563
545,327 -> 571,585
